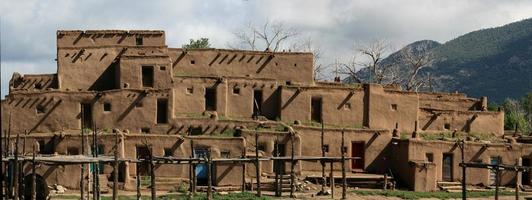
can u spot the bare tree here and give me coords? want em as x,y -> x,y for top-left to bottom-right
290,38 -> 328,80
339,54 -> 363,83
399,45 -> 435,91
230,21 -> 299,52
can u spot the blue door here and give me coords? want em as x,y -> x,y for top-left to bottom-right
194,149 -> 209,185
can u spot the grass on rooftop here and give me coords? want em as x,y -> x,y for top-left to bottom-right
351,189 -> 514,199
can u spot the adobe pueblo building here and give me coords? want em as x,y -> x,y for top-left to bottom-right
2,30 -> 531,196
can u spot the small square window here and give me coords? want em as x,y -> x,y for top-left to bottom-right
136,37 -> 143,45
342,146 -> 348,153
141,128 -> 150,134
221,151 -> 230,158
257,143 -> 267,151
186,87 -> 194,94
322,144 -> 329,153
233,87 -> 240,95
444,123 -> 451,130
36,105 -> 46,114
164,148 -> 173,157
190,60 -> 196,65
103,102 -> 111,112
160,66 -> 166,71
136,101 -> 143,108
391,104 -> 398,111
189,127 -> 202,135
344,103 -> 351,110
426,153 -> 434,162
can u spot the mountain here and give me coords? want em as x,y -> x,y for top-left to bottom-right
352,18 -> 532,102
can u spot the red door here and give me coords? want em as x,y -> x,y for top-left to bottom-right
351,142 -> 365,171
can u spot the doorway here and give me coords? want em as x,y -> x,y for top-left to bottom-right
351,141 -> 365,171
523,157 -> 530,186
136,146 -> 151,176
273,142 -> 286,174
80,103 -> 93,129
205,87 -> 216,111
194,148 -> 212,186
253,89 -> 263,117
311,97 -> 322,123
443,153 -> 454,182
490,156 -> 501,185
141,66 -> 154,87
156,98 -> 168,124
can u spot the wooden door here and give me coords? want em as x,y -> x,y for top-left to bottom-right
351,142 -> 365,171
442,154 -> 453,182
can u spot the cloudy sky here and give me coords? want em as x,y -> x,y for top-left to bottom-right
1,0 -> 532,97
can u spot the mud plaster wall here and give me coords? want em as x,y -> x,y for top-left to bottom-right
417,92 -> 481,111
10,74 -> 57,92
1,90 -> 175,135
406,139 -> 532,187
168,49 -> 314,84
118,56 -> 173,90
418,109 -> 504,135
368,85 -> 419,132
294,127 -> 391,173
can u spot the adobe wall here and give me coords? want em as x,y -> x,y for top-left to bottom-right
406,139 -> 532,187
1,89 -> 174,135
417,92 -> 482,111
368,84 -> 419,132
118,55 -> 173,89
419,109 -> 504,135
280,86 -> 365,126
169,48 -> 314,84
293,126 -> 391,173
56,30 -> 166,91
9,73 -> 58,92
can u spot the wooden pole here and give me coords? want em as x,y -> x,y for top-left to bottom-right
290,133 -> 295,198
255,130 -> 261,197
112,131 -> 119,200
150,146 -> 156,200
274,140 -> 280,197
31,142 -> 37,200
330,161 -> 334,199
320,123 -> 326,194
13,133 -> 19,200
136,162 -> 141,200
516,158 -> 522,200
207,149 -> 212,200
80,122 -> 85,200
495,166 -> 500,200
92,125 -> 97,200
241,150 -> 246,193
460,140 -> 466,200
190,140 -> 196,195
341,129 -> 347,200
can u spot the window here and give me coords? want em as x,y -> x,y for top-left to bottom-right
311,97 -> 322,123
141,128 -> 150,134
103,102 -> 111,112
233,87 -> 240,95
426,153 -> 434,162
156,99 -> 168,124
391,104 -> 398,111
257,143 -> 267,151
190,60 -> 196,64
189,127 -> 203,135
38,139 -> 54,154
67,147 -> 79,155
164,148 -> 173,157
221,151 -> 230,158
160,65 -> 166,71
444,123 -> 451,130
186,87 -> 194,94
344,103 -> 351,110
323,144 -> 329,153
136,101 -> 143,108
136,36 -> 143,45
205,87 -> 216,111
36,105 -> 46,114
34,83 -> 43,89
141,66 -> 154,87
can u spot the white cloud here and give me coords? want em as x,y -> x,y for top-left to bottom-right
1,0 -> 531,97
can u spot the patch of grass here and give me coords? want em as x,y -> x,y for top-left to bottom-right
419,131 -> 504,143
52,192 -> 270,200
351,189 -> 514,199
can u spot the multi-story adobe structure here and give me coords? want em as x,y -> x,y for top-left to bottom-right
1,30 -> 531,194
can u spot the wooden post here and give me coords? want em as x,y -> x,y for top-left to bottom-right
80,125 -> 85,200
290,133 -> 295,198
207,149 -> 212,200
330,161 -> 334,199
241,152 -> 246,193
515,158 -> 522,200
32,142 -> 37,200
255,130 -> 261,197
495,166 -> 500,200
320,123 -> 326,194
384,174 -> 388,190
190,140 -> 196,195
113,131 -> 119,200
460,140 -> 466,200
136,162 -> 141,200
341,129 -> 347,200
13,133 -> 19,200
274,140 -> 280,197
150,146 -> 156,200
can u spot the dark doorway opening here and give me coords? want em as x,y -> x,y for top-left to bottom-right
81,103 -> 93,129
22,174 -> 49,200
253,89 -> 263,117
157,98 -> 168,124
351,141 -> 365,171
136,146 -> 151,176
273,143 -> 286,174
205,87 -> 216,111
443,153 -> 454,182
142,66 -> 154,87
311,97 -> 322,123
523,157 -> 530,186
194,149 -> 212,186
